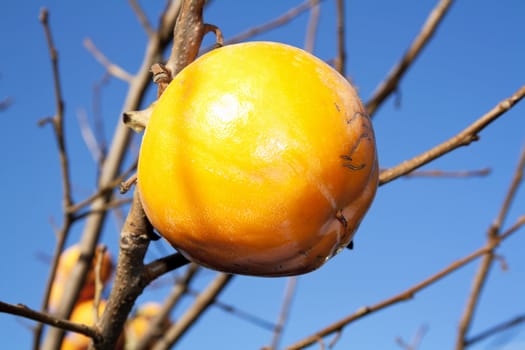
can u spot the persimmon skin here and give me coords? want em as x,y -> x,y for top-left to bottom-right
49,244 -> 113,311
138,41 -> 378,276
125,302 -> 171,348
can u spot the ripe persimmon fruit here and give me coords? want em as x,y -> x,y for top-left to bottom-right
62,299 -> 124,350
50,244 -> 113,311
138,41 -> 378,276
125,302 -> 171,348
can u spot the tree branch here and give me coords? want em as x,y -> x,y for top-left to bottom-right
269,277 -> 298,350
150,273 -> 234,350
455,144 -> 525,350
0,301 -> 100,341
90,191 -> 152,350
366,0 -> 455,116
284,216 -> 525,350
334,0 -> 345,75
205,0 -> 323,52
379,85 -> 525,186
134,264 -> 200,350
465,314 -> 525,347
35,8 -> 76,349
83,38 -> 134,83
41,1 -> 183,349
91,1 -> 211,349
128,0 -> 154,38
303,0 -> 320,53
404,168 -> 491,178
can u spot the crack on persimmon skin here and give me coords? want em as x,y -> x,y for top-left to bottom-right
340,111 -> 372,170
335,209 -> 348,230
345,111 -> 369,125
335,210 -> 355,250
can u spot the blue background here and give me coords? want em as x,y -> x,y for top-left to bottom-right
1,1 -> 524,349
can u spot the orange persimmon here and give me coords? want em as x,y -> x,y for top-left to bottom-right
61,299 -> 124,350
50,244 -> 113,311
138,41 -> 378,276
125,302 -> 172,349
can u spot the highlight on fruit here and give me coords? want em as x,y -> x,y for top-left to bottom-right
135,41 -> 378,276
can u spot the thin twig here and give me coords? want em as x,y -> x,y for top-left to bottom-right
379,85 -> 525,186
365,0 -> 455,116
270,277 -> 298,350
0,301 -> 100,341
67,160 -> 137,214
41,1 -> 183,349
284,216 -> 525,350
0,96 -> 13,111
183,287 -> 276,331
396,325 -> 428,350
134,264 -> 200,350
207,0 -> 324,51
91,73 -> 111,168
128,0 -> 155,37
455,144 -> 525,350
34,8 -> 76,350
304,0 -> 320,53
73,198 -> 133,221
150,273 -> 234,350
334,0 -> 345,75
84,38 -> 134,83
404,168 -> 491,178
465,314 -> 525,347
93,245 -> 108,324
77,108 -> 105,164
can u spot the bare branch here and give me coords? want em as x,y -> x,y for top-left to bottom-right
465,314 -> 525,347
304,0 -> 320,53
35,8 -> 77,349
91,74 -> 111,167
41,1 -> 184,348
215,0 -> 323,49
455,144 -> 525,350
184,287 -> 276,330
90,191 -> 153,350
379,85 -> 525,186
366,0 -> 455,116
0,96 -> 13,111
334,0 -> 345,74
128,0 -> 154,37
404,168 -> 491,178
284,216 -> 525,350
396,325 -> 428,350
150,273 -> 234,350
73,198 -> 133,221
66,160 -> 136,214
270,277 -> 298,350
134,264 -> 200,350
165,0 -> 207,79
84,38 -> 134,83
77,108 -> 105,164
0,301 -> 100,341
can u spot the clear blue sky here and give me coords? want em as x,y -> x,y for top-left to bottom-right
1,1 -> 524,349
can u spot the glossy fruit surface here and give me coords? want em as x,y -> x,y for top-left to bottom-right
138,41 -> 378,276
